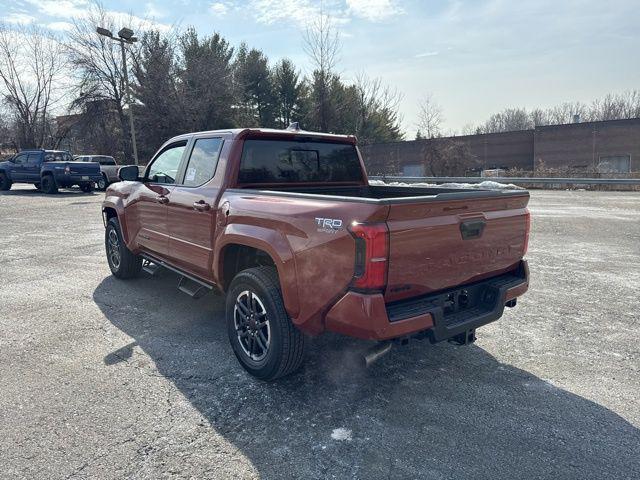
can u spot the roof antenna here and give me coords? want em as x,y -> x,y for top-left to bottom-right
286,122 -> 301,131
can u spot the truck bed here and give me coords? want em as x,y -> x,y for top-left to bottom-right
236,184 -> 525,204
233,183 -> 530,303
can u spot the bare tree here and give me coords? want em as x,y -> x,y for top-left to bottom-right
66,3 -> 142,161
352,73 -> 403,143
589,92 -> 640,122
303,11 -> 340,79
0,24 -> 67,148
546,102 -> 588,124
420,138 -> 476,176
617,90 -> 640,119
460,123 -> 480,136
303,11 -> 340,131
475,91 -> 640,134
416,94 -> 443,139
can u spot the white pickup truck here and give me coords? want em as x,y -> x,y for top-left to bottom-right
75,155 -> 120,190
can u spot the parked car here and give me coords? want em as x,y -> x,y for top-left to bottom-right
74,155 -> 119,190
0,149 -> 102,193
102,127 -> 530,380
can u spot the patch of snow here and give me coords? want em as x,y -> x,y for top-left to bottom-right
369,179 -> 524,190
331,428 -> 353,441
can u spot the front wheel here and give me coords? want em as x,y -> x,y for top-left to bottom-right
105,217 -> 142,279
0,172 -> 12,191
226,266 -> 306,381
97,175 -> 107,191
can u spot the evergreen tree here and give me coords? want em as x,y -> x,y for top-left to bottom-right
272,59 -> 307,128
178,28 -> 235,131
132,31 -> 182,160
233,44 -> 275,127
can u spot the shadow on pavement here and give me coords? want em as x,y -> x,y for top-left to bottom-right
93,272 -> 640,479
0,188 -> 97,198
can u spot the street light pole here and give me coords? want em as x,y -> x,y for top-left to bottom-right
119,40 -> 139,166
96,26 -> 139,166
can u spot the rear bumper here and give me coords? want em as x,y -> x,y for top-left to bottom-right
325,260 -> 529,341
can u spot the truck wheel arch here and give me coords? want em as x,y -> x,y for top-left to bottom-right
216,229 -> 300,320
102,204 -> 130,245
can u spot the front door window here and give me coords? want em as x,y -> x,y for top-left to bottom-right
147,143 -> 187,184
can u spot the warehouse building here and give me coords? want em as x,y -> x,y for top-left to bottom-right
361,117 -> 640,176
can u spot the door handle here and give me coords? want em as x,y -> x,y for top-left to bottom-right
193,200 -> 211,211
156,195 -> 169,204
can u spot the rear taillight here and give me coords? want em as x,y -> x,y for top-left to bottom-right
523,208 -> 531,255
348,222 -> 389,292
64,165 -> 71,174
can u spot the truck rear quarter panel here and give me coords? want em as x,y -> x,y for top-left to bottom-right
216,190 -> 389,335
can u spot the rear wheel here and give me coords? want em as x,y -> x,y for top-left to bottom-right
226,266 -> 305,381
105,217 -> 142,279
0,172 -> 12,191
80,182 -> 94,193
41,175 -> 57,194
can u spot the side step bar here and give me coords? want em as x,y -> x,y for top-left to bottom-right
142,259 -> 161,276
140,254 -> 214,299
178,276 -> 210,299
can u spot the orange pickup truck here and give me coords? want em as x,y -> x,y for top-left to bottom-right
102,126 -> 530,380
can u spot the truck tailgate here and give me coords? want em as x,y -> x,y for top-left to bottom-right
65,161 -> 101,175
384,193 -> 530,302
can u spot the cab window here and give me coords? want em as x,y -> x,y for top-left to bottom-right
44,152 -> 72,162
182,138 -> 223,187
147,142 -> 187,184
13,154 -> 27,165
96,156 -> 116,166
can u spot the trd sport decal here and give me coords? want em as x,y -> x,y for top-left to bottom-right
315,217 -> 344,234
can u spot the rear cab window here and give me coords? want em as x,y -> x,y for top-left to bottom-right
182,137 -> 223,187
92,156 -> 116,165
238,139 -> 363,185
44,152 -> 72,162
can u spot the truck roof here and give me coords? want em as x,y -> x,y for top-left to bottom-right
19,149 -> 70,154
169,128 -> 357,144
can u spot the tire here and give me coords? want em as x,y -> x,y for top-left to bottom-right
41,175 -> 57,194
226,266 -> 305,381
80,182 -> 94,193
0,172 -> 12,191
97,175 -> 108,191
105,217 -> 142,279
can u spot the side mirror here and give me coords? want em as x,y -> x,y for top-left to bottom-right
118,165 -> 140,181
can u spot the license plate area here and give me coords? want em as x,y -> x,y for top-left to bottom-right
82,176 -> 89,180
386,270 -> 524,323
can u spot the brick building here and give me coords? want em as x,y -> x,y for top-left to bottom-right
361,117 -> 640,175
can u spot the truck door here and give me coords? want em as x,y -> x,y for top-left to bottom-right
25,153 -> 42,182
10,153 -> 29,181
166,136 -> 223,280
129,141 -> 188,257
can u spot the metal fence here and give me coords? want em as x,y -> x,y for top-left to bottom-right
370,176 -> 640,186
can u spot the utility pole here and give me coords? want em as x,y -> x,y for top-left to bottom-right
96,26 -> 139,165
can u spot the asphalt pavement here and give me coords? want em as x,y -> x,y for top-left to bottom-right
1,185 -> 638,479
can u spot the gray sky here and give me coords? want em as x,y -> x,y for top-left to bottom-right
3,0 -> 639,136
